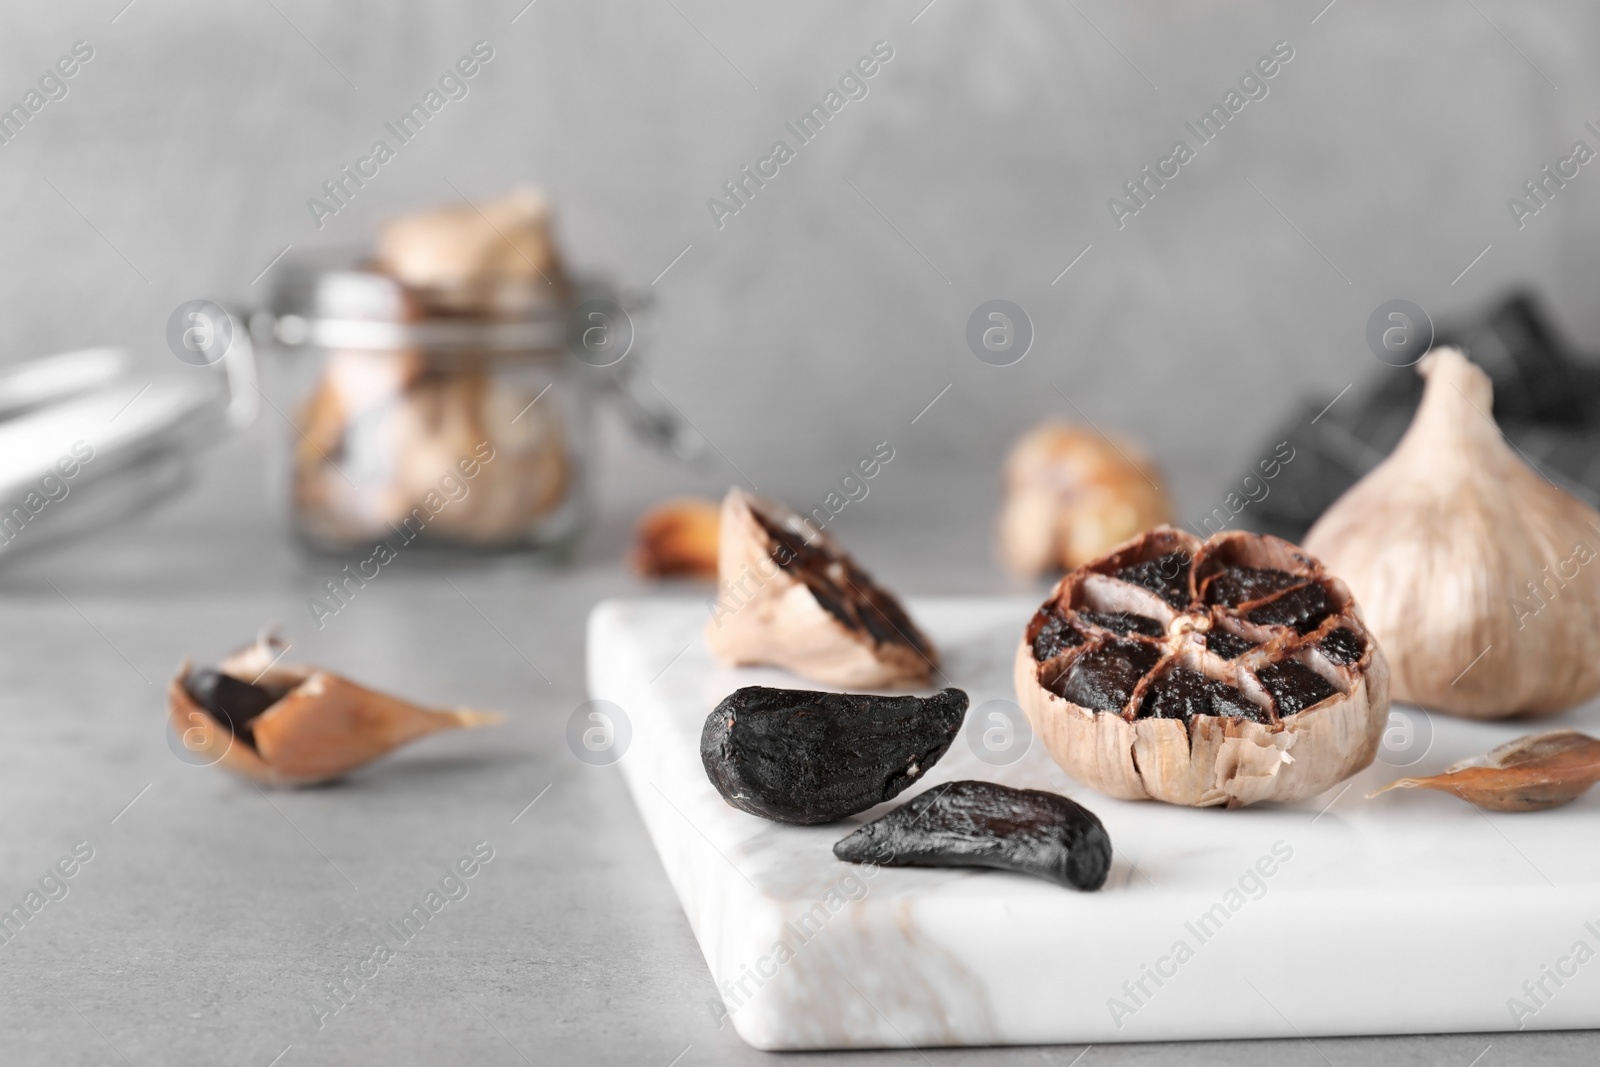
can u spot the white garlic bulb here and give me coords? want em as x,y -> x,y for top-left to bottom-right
1304,347 -> 1600,719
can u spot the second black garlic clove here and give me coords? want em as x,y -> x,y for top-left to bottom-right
832,780 -> 1112,891
700,686 -> 968,825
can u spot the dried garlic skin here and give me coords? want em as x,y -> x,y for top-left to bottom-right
1370,730 -> 1600,812
999,423 -> 1173,576
168,633 -> 502,787
630,498 -> 721,579
704,489 -> 937,688
1305,348 -> 1600,719
1014,527 -> 1389,808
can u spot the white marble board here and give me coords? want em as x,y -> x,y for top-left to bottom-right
586,597 -> 1600,1051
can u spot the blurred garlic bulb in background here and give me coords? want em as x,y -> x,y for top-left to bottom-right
376,185 -> 567,315
1304,348 -> 1600,719
999,423 -> 1173,575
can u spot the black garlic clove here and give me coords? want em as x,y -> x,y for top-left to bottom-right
700,686 -> 968,825
184,669 -> 282,745
832,780 -> 1112,891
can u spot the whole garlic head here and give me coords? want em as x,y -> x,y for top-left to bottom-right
1304,347 -> 1600,719
999,423 -> 1173,576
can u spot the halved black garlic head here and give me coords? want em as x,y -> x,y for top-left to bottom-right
704,489 -> 938,688
1015,527 -> 1390,808
833,780 -> 1111,891
700,686 -> 967,824
170,632 -> 502,786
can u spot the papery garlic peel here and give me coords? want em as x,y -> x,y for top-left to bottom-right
1304,348 -> 1600,719
705,489 -> 937,688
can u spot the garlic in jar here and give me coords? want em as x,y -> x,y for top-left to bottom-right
1304,348 -> 1600,719
999,423 -> 1174,576
375,185 -> 568,316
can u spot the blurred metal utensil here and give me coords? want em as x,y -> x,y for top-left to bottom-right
0,316 -> 256,563
0,347 -> 129,419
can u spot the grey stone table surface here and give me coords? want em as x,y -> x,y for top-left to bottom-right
0,421 -> 1589,1067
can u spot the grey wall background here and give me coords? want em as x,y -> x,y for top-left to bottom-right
3,0 -> 1598,544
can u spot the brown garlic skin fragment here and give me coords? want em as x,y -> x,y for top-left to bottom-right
1370,731 -> 1600,812
1304,348 -> 1600,719
630,498 -> 721,579
168,634 -> 502,787
704,489 -> 937,688
999,423 -> 1174,576
1014,527 -> 1389,808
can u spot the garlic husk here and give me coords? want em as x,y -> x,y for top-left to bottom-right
1304,348 -> 1600,719
704,489 -> 936,688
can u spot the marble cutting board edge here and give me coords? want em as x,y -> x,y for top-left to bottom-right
586,597 -> 1600,1051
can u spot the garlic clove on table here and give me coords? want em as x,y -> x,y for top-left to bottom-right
169,633 -> 502,786
631,498 -> 721,579
1304,348 -> 1600,719
1369,730 -> 1600,812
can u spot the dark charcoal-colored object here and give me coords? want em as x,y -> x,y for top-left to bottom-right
832,780 -> 1112,891
1256,660 -> 1337,716
1031,610 -> 1084,661
1317,627 -> 1365,665
1204,566 -> 1300,607
1205,630 -> 1257,660
1079,610 -> 1165,638
1247,582 -> 1332,634
184,669 -> 282,745
701,686 -> 968,825
1137,668 -> 1265,725
1248,292 -> 1600,542
1050,640 -> 1163,712
1114,552 -> 1191,607
751,510 -> 934,659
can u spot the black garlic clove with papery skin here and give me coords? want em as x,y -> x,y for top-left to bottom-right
184,669 -> 283,743
700,686 -> 968,825
1369,730 -> 1600,812
833,780 -> 1112,891
171,632 -> 503,786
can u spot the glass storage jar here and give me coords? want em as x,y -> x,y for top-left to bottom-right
261,260 -> 641,556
